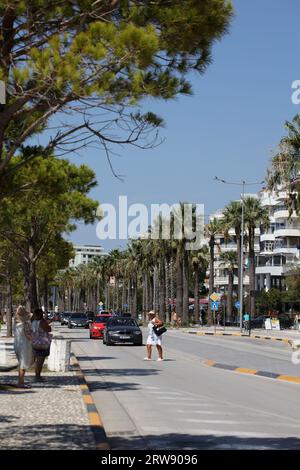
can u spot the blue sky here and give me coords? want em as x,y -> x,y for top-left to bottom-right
62,0 -> 300,251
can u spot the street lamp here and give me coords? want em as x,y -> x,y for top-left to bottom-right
214,176 -> 265,332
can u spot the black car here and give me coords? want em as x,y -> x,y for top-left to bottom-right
60,312 -> 73,325
85,311 -> 95,327
67,313 -> 89,329
103,317 -> 143,346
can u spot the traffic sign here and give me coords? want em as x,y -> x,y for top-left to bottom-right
235,301 -> 240,309
210,292 -> 219,302
210,301 -> 219,311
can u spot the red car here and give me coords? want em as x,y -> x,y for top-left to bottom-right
90,314 -> 112,339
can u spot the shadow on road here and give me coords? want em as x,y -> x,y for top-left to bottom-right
77,356 -> 117,361
81,367 -> 160,377
108,432 -> 300,450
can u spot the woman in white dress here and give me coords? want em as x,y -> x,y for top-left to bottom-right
14,306 -> 33,388
144,311 -> 163,361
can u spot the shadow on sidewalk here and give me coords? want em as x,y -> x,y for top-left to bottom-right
0,374 -> 80,389
0,423 -> 95,450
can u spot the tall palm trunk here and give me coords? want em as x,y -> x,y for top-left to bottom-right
182,250 -> 189,324
207,237 -> 215,326
194,265 -> 199,323
159,259 -> 166,322
176,247 -> 183,317
227,270 -> 233,322
249,225 -> 256,317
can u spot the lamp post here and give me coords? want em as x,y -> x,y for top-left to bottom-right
214,177 -> 264,332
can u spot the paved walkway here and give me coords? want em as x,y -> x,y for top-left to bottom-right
0,370 -> 96,450
183,326 -> 300,342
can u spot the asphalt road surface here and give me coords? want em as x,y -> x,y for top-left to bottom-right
57,325 -> 300,450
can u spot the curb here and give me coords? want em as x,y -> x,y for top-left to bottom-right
186,331 -> 291,345
203,359 -> 300,385
70,353 -> 110,450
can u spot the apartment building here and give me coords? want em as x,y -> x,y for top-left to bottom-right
207,186 -> 300,297
256,186 -> 300,291
69,244 -> 107,267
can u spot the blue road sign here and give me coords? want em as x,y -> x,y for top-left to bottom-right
210,301 -> 219,310
123,303 -> 128,308
235,301 -> 240,309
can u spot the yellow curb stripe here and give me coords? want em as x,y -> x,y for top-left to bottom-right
277,375 -> 300,384
80,384 -> 89,391
83,395 -> 94,405
205,360 -> 216,367
235,367 -> 257,375
89,411 -> 102,426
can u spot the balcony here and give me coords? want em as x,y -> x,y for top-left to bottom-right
255,265 -> 284,276
273,208 -> 298,220
274,228 -> 300,238
260,232 -> 275,242
214,275 -> 249,286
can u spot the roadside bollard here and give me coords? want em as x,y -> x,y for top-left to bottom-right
47,338 -> 71,372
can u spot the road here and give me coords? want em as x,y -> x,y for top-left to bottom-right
56,325 -> 300,450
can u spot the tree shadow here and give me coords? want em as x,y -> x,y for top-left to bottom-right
85,381 -> 141,392
0,374 -> 80,389
0,423 -> 95,450
81,368 -> 160,377
76,356 -> 117,361
108,432 -> 300,450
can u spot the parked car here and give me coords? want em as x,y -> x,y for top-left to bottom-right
60,312 -> 73,325
90,314 -> 112,339
67,313 -> 89,329
85,311 -> 95,327
103,317 -> 143,346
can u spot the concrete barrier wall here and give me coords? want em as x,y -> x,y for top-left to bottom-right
47,338 -> 71,372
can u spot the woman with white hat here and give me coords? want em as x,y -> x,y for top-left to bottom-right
144,311 -> 163,361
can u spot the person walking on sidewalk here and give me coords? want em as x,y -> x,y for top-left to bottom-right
14,306 -> 33,388
144,311 -> 164,361
31,309 -> 52,382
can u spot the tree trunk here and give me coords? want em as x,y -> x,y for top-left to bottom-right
43,276 -> 49,313
194,265 -> 199,323
182,250 -> 189,324
176,247 -> 183,317
6,276 -> 13,337
24,256 -> 39,312
249,226 -> 256,317
159,259 -> 166,322
207,237 -> 215,326
227,271 -> 233,322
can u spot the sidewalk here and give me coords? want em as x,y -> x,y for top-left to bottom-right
0,367 -> 96,450
0,324 -> 97,450
0,325 -> 18,370
183,326 -> 300,343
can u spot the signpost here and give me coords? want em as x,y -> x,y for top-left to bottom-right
210,300 -> 219,333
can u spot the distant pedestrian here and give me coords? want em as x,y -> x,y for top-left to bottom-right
14,306 -> 34,388
144,311 -> 163,361
243,312 -> 250,331
172,310 -> 178,328
31,308 -> 52,382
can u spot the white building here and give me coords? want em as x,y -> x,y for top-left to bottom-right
256,186 -> 300,290
207,194 -> 260,295
69,244 -> 107,268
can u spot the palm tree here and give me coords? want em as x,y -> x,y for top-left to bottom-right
190,246 -> 209,322
244,197 -> 269,317
223,201 -> 243,310
205,218 -> 224,325
219,250 -> 238,322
